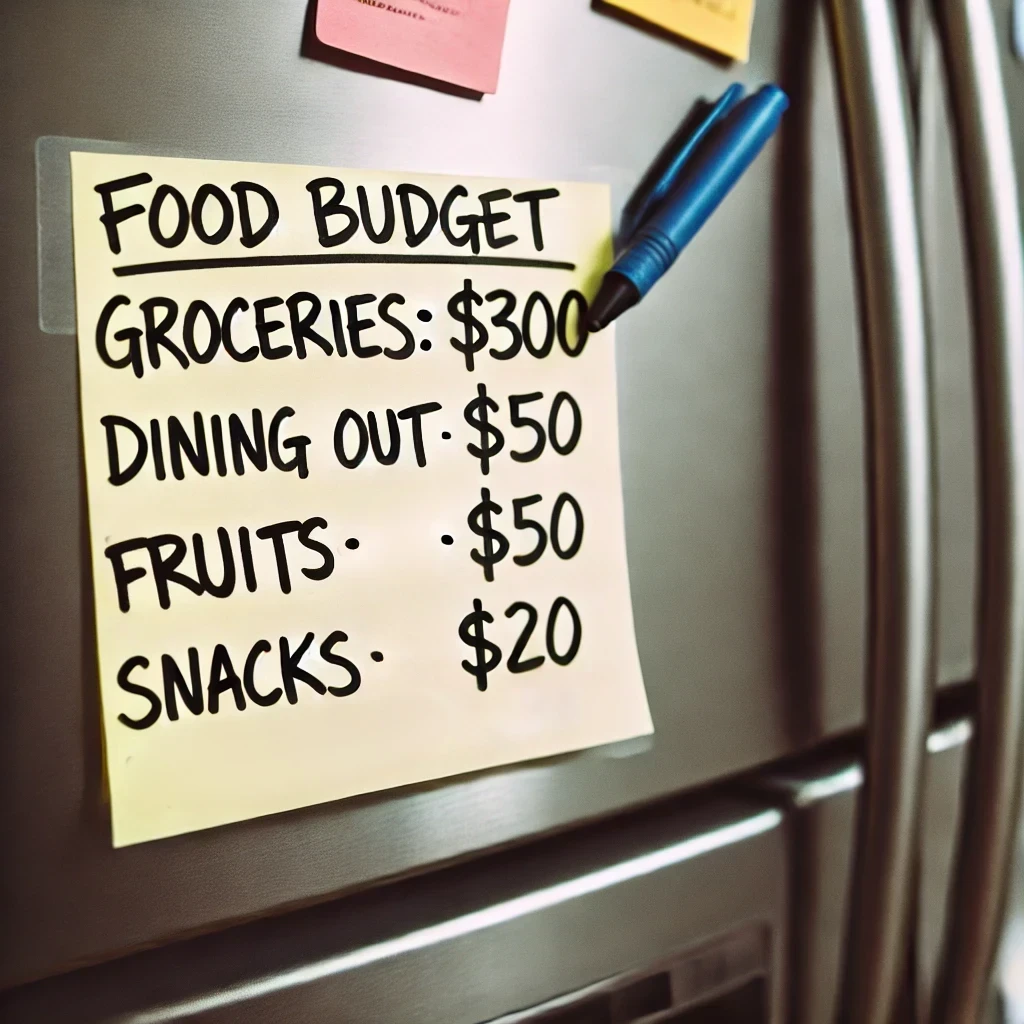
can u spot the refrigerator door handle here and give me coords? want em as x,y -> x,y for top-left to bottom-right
929,1 -> 1024,1020
825,1 -> 937,1022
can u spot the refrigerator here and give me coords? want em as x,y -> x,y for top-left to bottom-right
0,0 -> 1021,1020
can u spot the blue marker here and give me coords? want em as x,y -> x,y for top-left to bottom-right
588,83 -> 789,332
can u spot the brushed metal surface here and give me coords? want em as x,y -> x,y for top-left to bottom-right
1003,0 -> 1024,166
0,796 -> 786,1023
995,0 -> 1024,1018
998,804 -> 1024,1022
825,1 -> 937,1021
0,0 -> 979,987
930,0 -> 1024,1020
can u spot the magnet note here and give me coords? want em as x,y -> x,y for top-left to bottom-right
315,0 -> 512,94
70,152 -> 652,846
605,0 -> 755,63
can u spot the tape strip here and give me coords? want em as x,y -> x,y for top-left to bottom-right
35,136 -> 197,335
35,135 -> 284,335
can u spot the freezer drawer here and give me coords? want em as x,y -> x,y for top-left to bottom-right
755,716 -> 977,1023
918,717 -> 1004,1022
0,0 -> 979,988
0,795 -> 787,1024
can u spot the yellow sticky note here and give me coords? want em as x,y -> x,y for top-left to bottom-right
70,152 -> 653,847
608,0 -> 755,62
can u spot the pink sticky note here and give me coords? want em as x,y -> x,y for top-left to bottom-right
315,0 -> 512,94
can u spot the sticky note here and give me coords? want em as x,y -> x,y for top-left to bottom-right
70,152 -> 653,847
606,0 -> 756,63
315,0 -> 511,94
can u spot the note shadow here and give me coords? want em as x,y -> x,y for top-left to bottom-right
79,425 -> 109,836
300,0 -> 484,102
615,96 -> 715,248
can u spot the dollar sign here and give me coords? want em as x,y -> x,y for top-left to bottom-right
459,598 -> 502,691
468,487 -> 510,582
464,382 -> 504,475
448,278 -> 488,371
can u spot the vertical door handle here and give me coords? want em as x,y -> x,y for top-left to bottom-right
825,1 -> 938,1022
930,1 -> 1024,1020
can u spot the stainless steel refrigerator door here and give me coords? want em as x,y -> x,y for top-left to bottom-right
0,0 -> 978,988
979,2 -> 1024,1019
